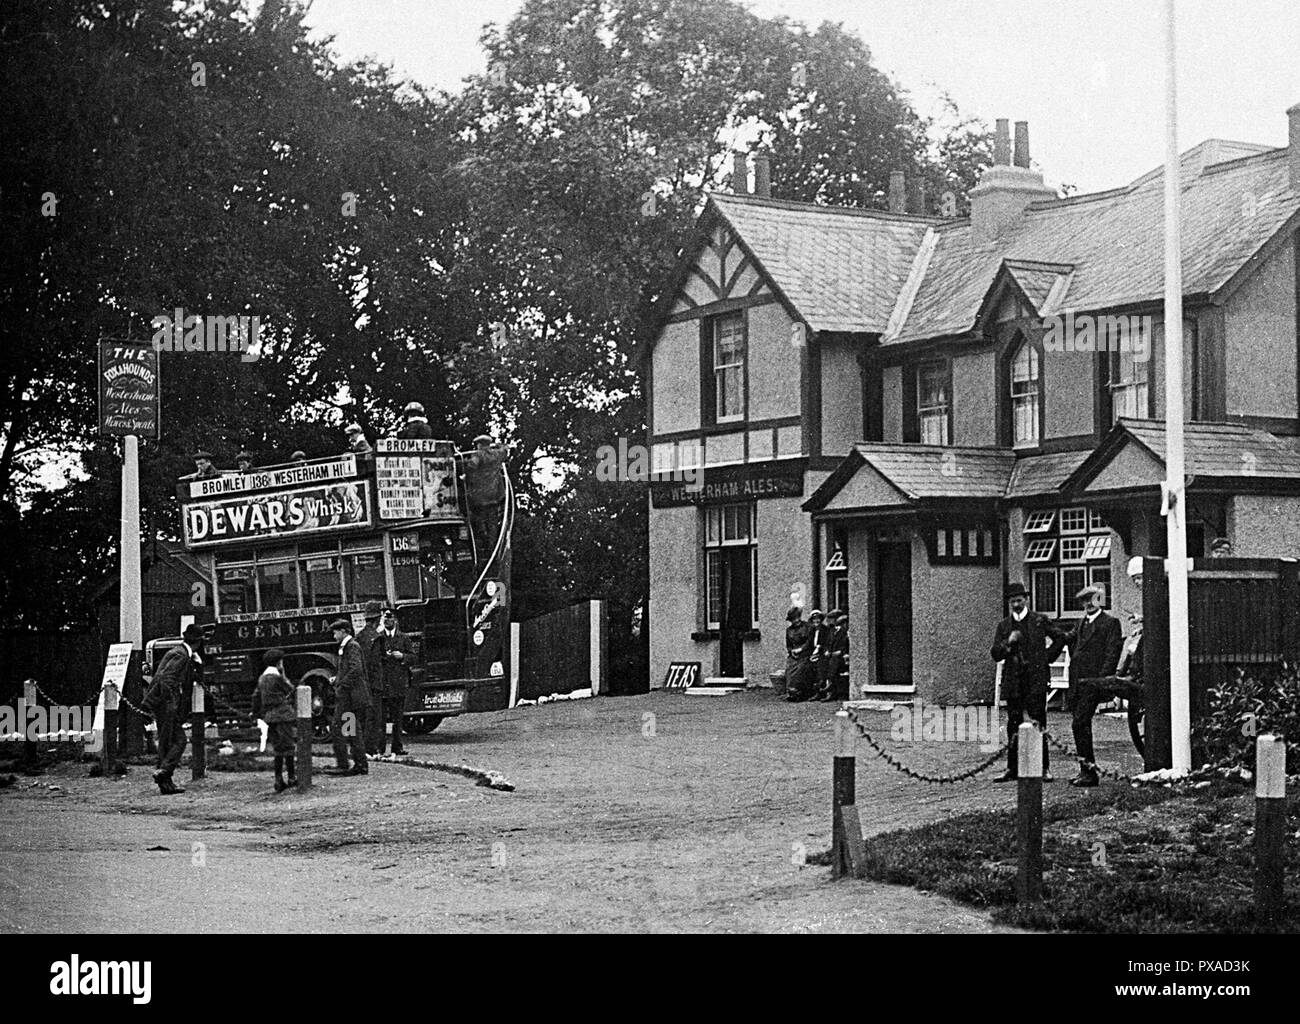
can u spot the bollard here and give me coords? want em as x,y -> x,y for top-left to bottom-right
190,682 -> 206,781
831,711 -> 867,879
1016,721 -> 1044,904
102,683 -> 120,778
1254,734 -> 1287,931
22,680 -> 41,776
295,685 -> 313,790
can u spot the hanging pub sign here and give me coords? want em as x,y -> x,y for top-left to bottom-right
183,480 -> 372,547
375,437 -> 459,521
650,457 -> 806,508
98,340 -> 160,439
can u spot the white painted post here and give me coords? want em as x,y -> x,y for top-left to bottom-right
1017,721 -> 1044,903
509,622 -> 521,708
1162,0 -> 1192,775
589,599 -> 605,696
295,685 -> 313,790
1255,734 -> 1287,929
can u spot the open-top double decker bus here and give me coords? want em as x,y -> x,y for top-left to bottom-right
167,437 -> 514,734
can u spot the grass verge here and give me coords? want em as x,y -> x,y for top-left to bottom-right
843,781 -> 1299,933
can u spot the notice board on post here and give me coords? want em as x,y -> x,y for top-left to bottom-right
375,438 -> 459,521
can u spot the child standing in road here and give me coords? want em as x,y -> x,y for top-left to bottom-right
251,648 -> 297,792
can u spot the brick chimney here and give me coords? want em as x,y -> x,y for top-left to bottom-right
909,177 -> 927,216
1289,103 -> 1300,190
969,119 -> 1057,242
888,170 -> 906,213
733,152 -> 748,195
752,151 -> 771,198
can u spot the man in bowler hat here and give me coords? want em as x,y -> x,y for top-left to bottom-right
990,582 -> 1067,782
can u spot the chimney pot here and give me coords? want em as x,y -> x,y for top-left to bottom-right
1014,121 -> 1030,169
888,170 -> 906,214
909,177 -> 927,216
733,152 -> 748,195
752,151 -> 771,198
1288,103 -> 1300,190
994,119 -> 1011,166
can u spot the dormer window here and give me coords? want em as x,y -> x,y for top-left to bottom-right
713,313 -> 745,422
1010,339 -> 1040,447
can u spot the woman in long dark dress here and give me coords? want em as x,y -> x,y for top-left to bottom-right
784,606 -> 816,702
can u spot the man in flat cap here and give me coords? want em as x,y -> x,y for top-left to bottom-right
290,450 -> 307,464
188,450 -> 219,480
236,450 -> 254,474
990,582 -> 1066,783
463,432 -> 508,562
345,422 -> 373,455
326,618 -> 370,776
1063,584 -> 1123,786
397,401 -> 434,439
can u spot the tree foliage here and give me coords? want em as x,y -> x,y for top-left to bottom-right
1,0 -> 991,634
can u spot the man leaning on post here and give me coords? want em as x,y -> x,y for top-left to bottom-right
990,582 -> 1066,783
326,618 -> 370,776
1062,584 -> 1123,787
142,623 -> 205,795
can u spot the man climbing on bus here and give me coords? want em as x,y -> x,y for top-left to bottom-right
463,432 -> 507,562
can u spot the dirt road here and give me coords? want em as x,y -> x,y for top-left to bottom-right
0,691 -> 1142,932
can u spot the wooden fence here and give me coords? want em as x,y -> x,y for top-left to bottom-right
1143,556 -> 1300,769
513,600 -> 607,703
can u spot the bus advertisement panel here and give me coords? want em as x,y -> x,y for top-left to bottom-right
183,481 -> 372,547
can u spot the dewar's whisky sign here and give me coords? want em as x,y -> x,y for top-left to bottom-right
183,481 -> 372,547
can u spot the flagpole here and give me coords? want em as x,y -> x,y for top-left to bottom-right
1163,0 -> 1192,774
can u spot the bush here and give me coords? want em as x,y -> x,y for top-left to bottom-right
1193,662 -> 1300,774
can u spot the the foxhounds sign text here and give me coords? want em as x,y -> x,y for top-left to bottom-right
97,341 -> 160,438
184,481 -> 372,547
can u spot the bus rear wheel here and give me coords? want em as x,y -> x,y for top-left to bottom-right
404,716 -> 443,735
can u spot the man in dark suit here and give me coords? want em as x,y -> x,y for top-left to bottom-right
377,607 -> 415,754
326,619 -> 371,776
142,623 -> 205,794
1064,584 -> 1124,786
356,602 -> 384,754
991,582 -> 1067,783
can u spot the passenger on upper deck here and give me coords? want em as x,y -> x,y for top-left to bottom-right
185,450 -> 220,480
236,450 -> 254,474
345,422 -> 373,455
397,401 -> 434,439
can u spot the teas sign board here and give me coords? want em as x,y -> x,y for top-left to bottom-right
98,341 -> 160,438
184,481 -> 372,547
662,662 -> 701,689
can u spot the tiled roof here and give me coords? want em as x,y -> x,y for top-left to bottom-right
853,443 -> 1015,500
701,139 -> 1299,345
1005,450 -> 1090,500
708,194 -> 934,333
1121,420 -> 1300,479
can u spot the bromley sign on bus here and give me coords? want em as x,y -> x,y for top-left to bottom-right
183,481 -> 372,547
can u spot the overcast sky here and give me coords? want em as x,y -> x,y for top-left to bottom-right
301,0 -> 1300,194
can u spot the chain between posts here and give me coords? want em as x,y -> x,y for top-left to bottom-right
843,709 -> 1009,785
1042,730 -> 1133,782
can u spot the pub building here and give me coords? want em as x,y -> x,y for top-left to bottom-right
643,109 -> 1300,700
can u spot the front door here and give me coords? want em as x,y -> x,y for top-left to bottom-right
876,540 -> 913,686
719,547 -> 751,677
